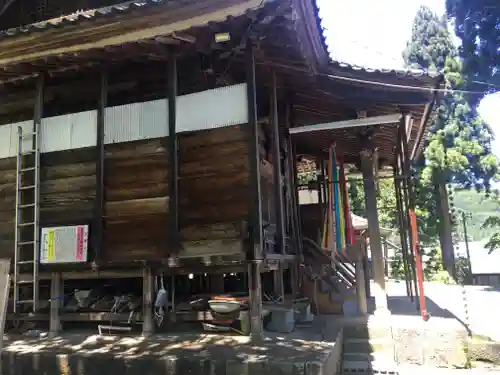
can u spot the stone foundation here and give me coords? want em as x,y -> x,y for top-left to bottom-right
0,319 -> 343,375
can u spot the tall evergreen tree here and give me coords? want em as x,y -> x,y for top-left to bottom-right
403,7 -> 456,72
446,0 -> 500,103
403,6 -> 499,274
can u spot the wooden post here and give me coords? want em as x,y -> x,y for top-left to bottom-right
270,70 -> 285,300
142,267 -> 154,336
316,157 -> 324,243
394,160 -> 413,300
0,260 -> 10,356
359,141 -> 389,315
355,252 -> 368,315
398,120 -> 420,306
32,74 -> 44,312
245,41 -> 263,339
49,272 -> 62,336
93,71 -> 107,265
168,56 -> 180,251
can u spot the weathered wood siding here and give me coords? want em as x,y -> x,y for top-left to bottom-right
39,148 -> 96,261
40,149 -> 96,226
0,158 -> 16,259
104,138 -> 169,261
0,124 -> 275,263
178,126 -> 249,257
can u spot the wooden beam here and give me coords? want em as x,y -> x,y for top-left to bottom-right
245,41 -> 263,339
0,0 -> 264,66
93,71 -> 107,265
167,56 -> 180,252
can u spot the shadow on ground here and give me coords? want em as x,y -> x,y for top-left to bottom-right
1,316 -> 341,375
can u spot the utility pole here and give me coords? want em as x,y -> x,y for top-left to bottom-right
461,211 -> 473,283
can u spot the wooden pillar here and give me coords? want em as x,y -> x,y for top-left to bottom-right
93,71 -> 107,265
383,238 -> 389,277
361,233 -> 371,299
142,267 -> 154,336
49,272 -> 62,336
360,146 -> 389,314
355,252 -> 368,315
316,157 -> 324,243
32,74 -> 44,312
168,56 -> 180,250
245,41 -> 263,338
270,70 -> 285,300
398,120 -> 420,306
394,161 -> 413,299
0,260 -> 9,356
436,182 -> 456,278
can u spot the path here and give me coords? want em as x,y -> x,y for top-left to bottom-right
386,281 -> 500,341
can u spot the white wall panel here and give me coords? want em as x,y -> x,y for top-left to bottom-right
176,83 -> 248,133
104,99 -> 168,144
0,124 -> 12,159
0,83 -> 249,160
9,121 -> 35,158
69,111 -> 97,149
41,111 -> 97,153
41,115 -> 72,153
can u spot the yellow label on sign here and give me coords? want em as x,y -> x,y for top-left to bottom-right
47,230 -> 55,262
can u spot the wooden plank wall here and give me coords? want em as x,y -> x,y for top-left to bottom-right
0,124 -> 277,263
40,148 -> 96,260
40,149 -> 96,226
0,158 -> 16,260
104,138 -> 169,261
178,126 -> 249,256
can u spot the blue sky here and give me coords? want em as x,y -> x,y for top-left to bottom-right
317,0 -> 500,156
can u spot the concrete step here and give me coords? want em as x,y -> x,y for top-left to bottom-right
343,338 -> 394,354
343,352 -> 395,363
341,359 -> 398,374
343,324 -> 392,340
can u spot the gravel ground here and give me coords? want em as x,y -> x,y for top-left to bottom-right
397,364 -> 500,374
385,281 -> 500,342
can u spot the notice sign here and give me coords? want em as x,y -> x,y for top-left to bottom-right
40,225 -> 89,264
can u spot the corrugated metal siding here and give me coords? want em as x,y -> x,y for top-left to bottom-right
70,111 -> 98,149
41,111 -> 97,153
0,83 -> 249,159
104,99 -> 168,144
177,83 -> 248,133
7,121 -> 35,158
40,115 -> 72,153
0,124 -> 12,159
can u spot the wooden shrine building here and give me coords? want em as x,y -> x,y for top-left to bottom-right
0,0 -> 441,338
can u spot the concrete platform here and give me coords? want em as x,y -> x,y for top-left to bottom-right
0,317 -> 342,375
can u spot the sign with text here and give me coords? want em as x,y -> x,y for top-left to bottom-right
40,225 -> 89,264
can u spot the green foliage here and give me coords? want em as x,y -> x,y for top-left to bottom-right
424,247 -> 445,280
390,249 -> 406,280
418,56 -> 498,190
446,0 -> 500,104
432,269 -> 457,284
403,6 -> 456,72
455,256 -> 472,284
402,6 -> 499,254
347,179 -> 397,230
453,189 -> 499,241
480,193 -> 500,253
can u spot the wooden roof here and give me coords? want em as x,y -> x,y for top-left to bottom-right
0,0 -> 441,164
